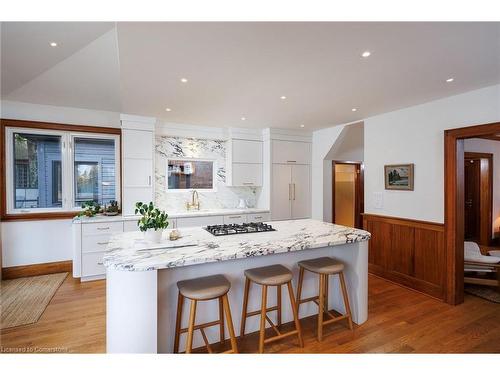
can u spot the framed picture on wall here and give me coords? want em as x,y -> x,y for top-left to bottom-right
384,164 -> 414,190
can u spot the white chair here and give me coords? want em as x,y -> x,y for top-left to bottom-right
464,241 -> 500,292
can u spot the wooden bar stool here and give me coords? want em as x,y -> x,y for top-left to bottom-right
240,264 -> 303,353
173,274 -> 238,354
296,257 -> 353,341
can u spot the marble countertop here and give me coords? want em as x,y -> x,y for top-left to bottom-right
103,219 -> 371,272
73,208 -> 270,223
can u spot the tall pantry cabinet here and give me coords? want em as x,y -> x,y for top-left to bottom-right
271,140 -> 311,220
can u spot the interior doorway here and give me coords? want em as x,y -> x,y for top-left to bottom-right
464,152 -> 493,245
444,122 -> 500,305
332,161 -> 364,229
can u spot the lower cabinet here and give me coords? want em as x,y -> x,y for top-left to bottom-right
176,216 -> 224,228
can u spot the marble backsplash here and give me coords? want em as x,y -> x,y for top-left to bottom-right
155,136 -> 259,212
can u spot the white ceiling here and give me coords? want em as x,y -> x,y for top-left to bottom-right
1,22 -> 500,130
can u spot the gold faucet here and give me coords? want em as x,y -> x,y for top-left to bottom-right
186,190 -> 200,210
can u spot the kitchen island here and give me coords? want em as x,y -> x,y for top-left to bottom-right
104,219 -> 370,353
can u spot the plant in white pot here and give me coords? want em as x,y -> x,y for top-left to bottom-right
135,201 -> 169,243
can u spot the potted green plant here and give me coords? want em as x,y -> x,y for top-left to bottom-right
135,201 -> 169,242
104,200 -> 119,216
76,201 -> 101,218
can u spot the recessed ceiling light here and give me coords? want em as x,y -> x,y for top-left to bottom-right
352,108 -> 357,112
49,42 -> 58,47
165,108 -> 172,112
241,117 -> 246,121
446,78 -> 454,83
300,124 -> 305,128
180,78 -> 188,83
361,51 -> 371,58
280,96 -> 287,100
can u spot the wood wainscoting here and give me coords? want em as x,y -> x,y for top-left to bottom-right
363,214 -> 445,300
1,260 -> 72,280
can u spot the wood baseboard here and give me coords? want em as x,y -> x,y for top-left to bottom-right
2,260 -> 72,280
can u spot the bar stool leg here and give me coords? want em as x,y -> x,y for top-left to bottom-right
240,277 -> 250,336
221,294 -> 238,353
339,272 -> 354,331
185,299 -> 197,353
173,292 -> 184,353
219,297 -> 225,345
277,285 -> 282,327
258,285 -> 268,354
286,281 -> 304,348
296,267 -> 304,315
318,274 -> 325,341
324,274 -> 329,317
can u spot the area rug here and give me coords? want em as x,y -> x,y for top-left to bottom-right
1,272 -> 68,329
464,284 -> 500,303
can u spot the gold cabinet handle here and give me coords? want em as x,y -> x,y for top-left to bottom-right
293,183 -> 296,200
97,227 -> 110,230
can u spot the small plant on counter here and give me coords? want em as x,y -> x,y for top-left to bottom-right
135,202 -> 169,242
104,200 -> 120,216
76,201 -> 101,218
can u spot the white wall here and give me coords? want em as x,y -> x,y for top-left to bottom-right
1,100 -> 121,267
364,84 -> 500,223
464,138 -> 500,238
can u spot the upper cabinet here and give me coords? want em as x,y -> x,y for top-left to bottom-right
226,139 -> 263,187
272,140 -> 311,165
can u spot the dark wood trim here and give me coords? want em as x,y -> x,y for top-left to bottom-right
464,152 -> 493,246
332,161 -> 364,229
361,213 -> 444,231
444,121 -> 500,305
0,118 -> 121,221
2,260 -> 72,280
475,135 -> 500,142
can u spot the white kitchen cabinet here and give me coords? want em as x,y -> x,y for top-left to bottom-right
272,140 -> 311,165
223,214 -> 247,225
121,117 -> 155,216
247,212 -> 271,222
226,139 -> 263,186
176,215 -> 223,228
230,163 -> 263,187
271,164 -> 311,220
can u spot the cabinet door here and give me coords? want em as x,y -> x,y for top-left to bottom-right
232,140 -> 263,164
271,164 -> 292,220
123,159 -> 153,187
122,187 -> 153,216
231,163 -> 262,186
272,140 -> 311,164
122,130 -> 153,159
176,215 -> 223,228
291,164 -> 311,219
223,214 -> 247,225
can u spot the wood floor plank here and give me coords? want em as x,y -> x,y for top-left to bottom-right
1,274 -> 499,353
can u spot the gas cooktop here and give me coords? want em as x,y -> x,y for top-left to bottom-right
204,222 -> 276,236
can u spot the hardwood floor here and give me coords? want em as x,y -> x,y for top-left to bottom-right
1,274 -> 499,353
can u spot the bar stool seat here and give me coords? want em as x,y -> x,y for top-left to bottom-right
174,274 -> 238,354
177,274 -> 230,300
298,257 -> 344,275
240,264 -> 303,353
244,264 -> 293,285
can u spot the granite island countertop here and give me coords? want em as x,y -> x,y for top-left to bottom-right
103,219 -> 371,272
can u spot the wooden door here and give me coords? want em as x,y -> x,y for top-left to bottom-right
464,157 -> 480,241
332,162 -> 364,228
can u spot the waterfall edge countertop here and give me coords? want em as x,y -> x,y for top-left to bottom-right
103,219 -> 371,272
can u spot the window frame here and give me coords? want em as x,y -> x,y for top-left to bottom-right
165,157 -> 217,192
1,119 -> 121,221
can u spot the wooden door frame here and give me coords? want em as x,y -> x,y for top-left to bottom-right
444,121 -> 500,305
464,152 -> 493,246
332,160 -> 364,229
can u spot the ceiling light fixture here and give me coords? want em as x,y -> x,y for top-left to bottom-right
165,108 -> 172,112
180,78 -> 188,83
241,117 -> 246,121
300,124 -> 305,128
280,96 -> 287,100
446,78 -> 454,83
50,42 -> 58,47
352,108 -> 357,112
361,51 -> 371,58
